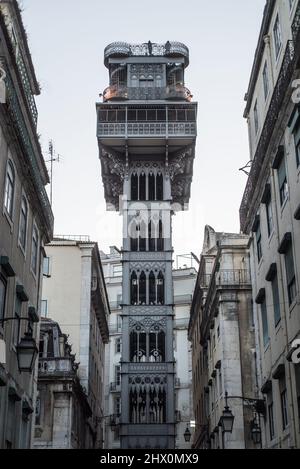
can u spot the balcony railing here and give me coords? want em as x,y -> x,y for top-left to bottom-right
1,59 -> 54,238
216,269 -> 251,285
16,53 -> 38,126
104,41 -> 189,67
38,358 -> 76,374
98,122 -> 196,138
240,40 -> 296,232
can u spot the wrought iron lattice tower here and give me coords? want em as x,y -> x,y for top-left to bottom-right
97,41 -> 197,449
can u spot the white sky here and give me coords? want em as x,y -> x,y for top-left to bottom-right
21,0 -> 265,258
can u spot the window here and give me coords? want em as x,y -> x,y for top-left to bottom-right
130,323 -> 165,363
43,257 -> 50,277
41,300 -> 48,317
261,298 -> 269,347
289,0 -> 295,11
266,198 -> 274,236
280,376 -> 289,430
272,274 -> 281,326
0,276 -> 7,321
115,365 -> 121,386
19,196 -> 28,251
293,122 -> 300,167
114,396 -> 121,415
113,264 -> 122,277
278,157 -> 288,206
256,223 -> 262,262
268,401 -> 275,440
254,100 -> 259,135
115,337 -> 122,354
263,62 -> 269,100
4,161 -> 15,218
285,243 -> 296,305
116,315 -> 122,332
273,15 -> 282,59
295,365 -> 300,431
31,225 -> 39,275
117,294 -> 122,308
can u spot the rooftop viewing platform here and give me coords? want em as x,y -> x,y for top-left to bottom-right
104,41 -> 190,67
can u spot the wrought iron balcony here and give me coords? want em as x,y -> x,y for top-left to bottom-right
240,40 -> 296,232
1,59 -> 54,239
110,382 -> 121,392
38,357 -> 77,374
216,269 -> 251,286
16,53 -> 38,126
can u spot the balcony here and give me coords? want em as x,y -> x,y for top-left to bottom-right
16,53 -> 38,126
38,358 -> 77,375
98,121 -> 196,139
110,382 -> 121,392
240,39 -> 297,232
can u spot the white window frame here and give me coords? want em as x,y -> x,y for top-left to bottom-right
18,193 -> 29,256
273,14 -> 282,60
30,222 -> 39,278
3,159 -> 15,221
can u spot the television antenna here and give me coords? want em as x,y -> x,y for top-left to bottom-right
45,140 -> 61,206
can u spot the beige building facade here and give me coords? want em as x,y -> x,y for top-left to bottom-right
41,238 -> 110,448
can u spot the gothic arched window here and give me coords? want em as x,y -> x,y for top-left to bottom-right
131,173 -> 138,201
139,172 -> 146,200
149,271 -> 156,305
149,326 -> 165,362
130,219 -> 138,252
130,325 -> 147,363
139,220 -> 147,252
156,172 -> 164,200
131,271 -> 138,305
148,221 -> 156,252
157,271 -> 165,305
157,219 -> 164,252
139,271 -> 147,305
148,172 -> 155,201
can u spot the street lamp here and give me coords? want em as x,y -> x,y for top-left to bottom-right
184,427 -> 192,442
220,392 -> 235,434
16,332 -> 38,373
251,418 -> 262,445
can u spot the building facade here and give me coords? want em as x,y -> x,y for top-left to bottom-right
189,226 -> 259,449
41,238 -> 110,448
0,0 -> 53,449
240,0 -> 300,449
101,248 -> 197,449
97,41 -> 197,449
34,319 -> 91,449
